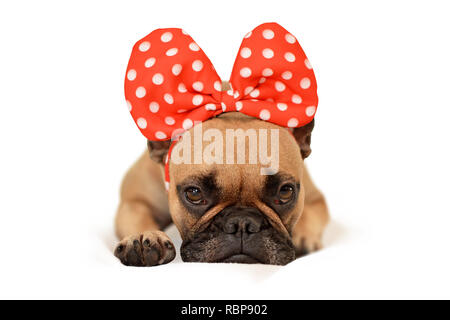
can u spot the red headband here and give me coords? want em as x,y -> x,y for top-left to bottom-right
124,22 -> 318,142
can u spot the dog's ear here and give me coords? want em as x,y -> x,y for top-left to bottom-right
292,119 -> 315,159
147,140 -> 172,164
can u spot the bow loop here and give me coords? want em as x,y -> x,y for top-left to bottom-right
230,23 -> 318,128
125,28 -> 223,140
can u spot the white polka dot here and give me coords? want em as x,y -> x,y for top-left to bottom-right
139,41 -> 150,52
262,48 -> 274,59
126,100 -> 132,111
263,29 -> 274,39
214,81 -> 222,91
259,77 -> 266,84
136,86 -> 146,98
155,131 -> 167,140
262,68 -> 273,77
205,103 -> 216,111
259,109 -> 271,120
235,101 -> 243,111
227,89 -> 233,96
127,69 -> 137,81
277,103 -> 288,111
137,117 -> 147,129
306,106 -> 316,117
244,31 -> 252,38
166,48 -> 178,56
149,102 -> 160,113
287,118 -> 299,128
240,47 -> 252,58
234,91 -> 240,98
275,81 -> 286,92
178,83 -> 187,93
300,77 -> 311,89
221,102 -> 227,112
165,117 -> 175,125
192,94 -> 203,106
189,42 -> 200,51
164,93 -> 174,104
192,60 -> 203,72
145,57 -> 156,68
244,86 -> 254,95
240,67 -> 252,78
152,73 -> 164,85
305,59 -> 312,69
285,33 -> 296,44
250,89 -> 260,98
282,71 -> 292,80
172,64 -> 182,76
193,81 -> 204,92
183,119 -> 193,130
292,94 -> 302,104
284,52 -> 296,62
161,32 -> 173,43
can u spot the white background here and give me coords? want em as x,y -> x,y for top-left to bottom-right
0,0 -> 449,299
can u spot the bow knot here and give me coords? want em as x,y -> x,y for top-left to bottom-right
217,82 -> 238,112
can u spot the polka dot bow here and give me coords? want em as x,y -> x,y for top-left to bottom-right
125,22 -> 318,142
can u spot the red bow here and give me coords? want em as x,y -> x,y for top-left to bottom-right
124,22 -> 318,141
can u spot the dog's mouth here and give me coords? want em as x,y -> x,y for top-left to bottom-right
219,254 -> 261,264
181,232 -> 296,265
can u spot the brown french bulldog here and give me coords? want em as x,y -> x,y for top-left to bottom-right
113,107 -> 329,266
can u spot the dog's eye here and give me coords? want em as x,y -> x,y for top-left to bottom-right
278,184 -> 294,203
185,187 -> 205,204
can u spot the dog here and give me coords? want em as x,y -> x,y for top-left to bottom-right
114,23 -> 329,266
114,108 -> 328,266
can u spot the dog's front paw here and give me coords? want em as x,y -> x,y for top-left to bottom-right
114,231 -> 175,267
293,232 -> 323,257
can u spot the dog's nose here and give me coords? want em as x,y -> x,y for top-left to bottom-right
223,212 -> 262,235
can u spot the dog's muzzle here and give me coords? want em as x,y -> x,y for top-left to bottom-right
180,206 -> 296,265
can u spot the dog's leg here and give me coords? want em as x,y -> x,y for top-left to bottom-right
114,153 -> 175,267
292,166 -> 329,257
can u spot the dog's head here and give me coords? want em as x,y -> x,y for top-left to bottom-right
148,112 -> 314,265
